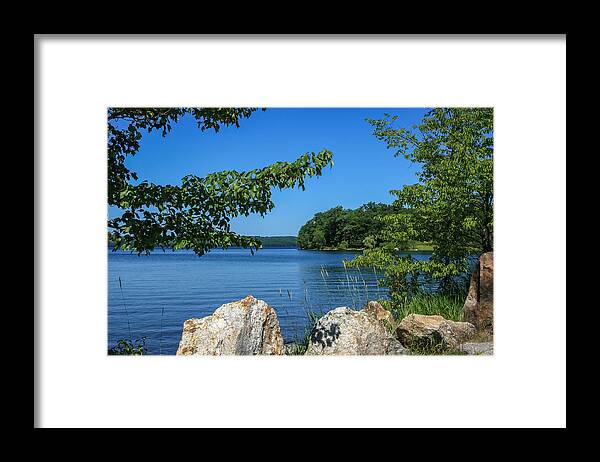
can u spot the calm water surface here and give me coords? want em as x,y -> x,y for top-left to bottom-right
108,248 -> 431,354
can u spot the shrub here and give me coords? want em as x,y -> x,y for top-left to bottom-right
108,337 -> 147,355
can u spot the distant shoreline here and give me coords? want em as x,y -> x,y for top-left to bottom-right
108,244 -> 433,253
108,235 -> 298,250
298,247 -> 434,253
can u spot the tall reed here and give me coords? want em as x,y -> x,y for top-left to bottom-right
118,276 -> 132,341
159,306 -> 165,355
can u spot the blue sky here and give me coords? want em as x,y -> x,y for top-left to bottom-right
110,108 -> 429,236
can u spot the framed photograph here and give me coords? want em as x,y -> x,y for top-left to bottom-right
35,34 -> 566,428
106,107 -> 493,358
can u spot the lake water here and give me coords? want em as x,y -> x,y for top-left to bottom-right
108,248 -> 432,354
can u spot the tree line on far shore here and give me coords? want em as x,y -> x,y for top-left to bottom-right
297,202 -> 407,250
109,235 -> 297,249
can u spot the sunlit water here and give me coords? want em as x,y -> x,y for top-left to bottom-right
108,248 -> 432,354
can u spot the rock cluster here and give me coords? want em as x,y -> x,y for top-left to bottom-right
175,253 -> 493,356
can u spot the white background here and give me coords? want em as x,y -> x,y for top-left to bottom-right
35,35 -> 566,428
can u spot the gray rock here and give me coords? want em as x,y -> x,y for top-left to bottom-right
396,314 -> 476,349
305,307 -> 406,355
458,342 -> 493,355
176,295 -> 285,355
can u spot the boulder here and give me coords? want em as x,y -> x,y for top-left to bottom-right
458,342 -> 494,355
463,251 -> 494,335
176,295 -> 285,355
396,314 -> 476,349
305,307 -> 406,355
362,301 -> 395,327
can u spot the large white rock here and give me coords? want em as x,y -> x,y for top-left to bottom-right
305,307 -> 405,355
176,295 -> 285,355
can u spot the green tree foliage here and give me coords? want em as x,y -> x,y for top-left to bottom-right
108,235 -> 299,248
297,202 -> 398,249
107,337 -> 147,355
108,108 -> 333,256
363,235 -> 377,249
348,108 -> 493,301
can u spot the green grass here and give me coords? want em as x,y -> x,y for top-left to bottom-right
381,292 -> 465,324
407,242 -> 434,252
